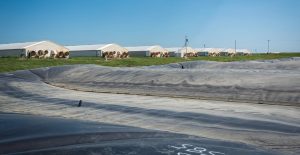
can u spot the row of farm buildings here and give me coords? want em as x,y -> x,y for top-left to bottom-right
0,40 -> 252,59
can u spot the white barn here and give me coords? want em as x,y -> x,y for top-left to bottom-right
195,48 -> 252,57
166,47 -> 197,57
66,43 -> 129,58
125,45 -> 169,57
0,41 -> 69,58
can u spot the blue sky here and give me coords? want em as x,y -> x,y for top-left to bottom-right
0,0 -> 299,52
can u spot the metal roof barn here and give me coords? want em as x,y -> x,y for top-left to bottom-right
166,47 -> 197,57
125,45 -> 169,57
0,41 -> 69,58
195,48 -> 252,57
224,49 -> 252,56
66,43 -> 128,58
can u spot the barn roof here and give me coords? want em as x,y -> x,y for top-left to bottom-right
166,47 -> 195,53
237,49 -> 252,53
165,47 -> 181,52
125,46 -> 159,51
195,48 -> 251,54
0,41 -> 46,50
224,48 -> 236,53
66,44 -> 113,51
194,48 -> 225,53
194,48 -> 214,52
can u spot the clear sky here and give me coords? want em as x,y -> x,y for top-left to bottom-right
0,0 -> 299,52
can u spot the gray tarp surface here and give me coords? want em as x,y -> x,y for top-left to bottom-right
30,57 -> 300,106
0,58 -> 300,154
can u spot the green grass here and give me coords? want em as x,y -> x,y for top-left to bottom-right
0,53 -> 299,73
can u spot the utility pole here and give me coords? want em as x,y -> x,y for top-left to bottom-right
235,40 -> 237,53
267,40 -> 270,54
203,44 -> 206,48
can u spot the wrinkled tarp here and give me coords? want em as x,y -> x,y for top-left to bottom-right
29,57 -> 300,106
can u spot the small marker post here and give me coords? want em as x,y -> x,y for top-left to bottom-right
78,100 -> 82,107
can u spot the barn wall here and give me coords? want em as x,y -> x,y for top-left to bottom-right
176,53 -> 182,57
128,51 -> 149,57
169,52 -> 182,57
169,52 -> 176,57
198,52 -> 209,56
70,50 -> 99,57
236,52 -> 244,56
219,52 -> 228,56
0,49 -> 24,57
